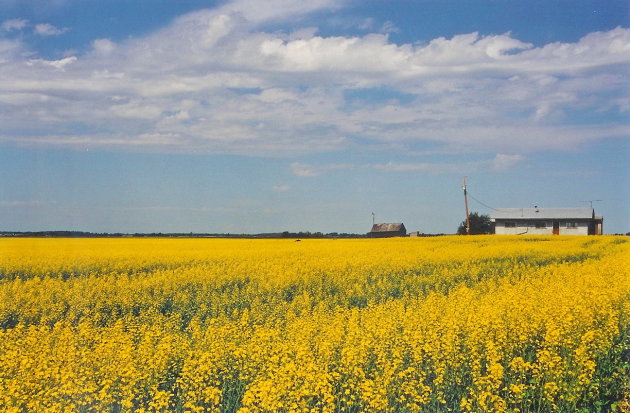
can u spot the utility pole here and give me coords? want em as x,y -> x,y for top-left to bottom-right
463,177 -> 470,235
372,212 -> 375,226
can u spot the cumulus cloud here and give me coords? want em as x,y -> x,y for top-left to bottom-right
0,0 -> 628,158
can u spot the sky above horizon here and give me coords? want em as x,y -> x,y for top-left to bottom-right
1,0 -> 629,234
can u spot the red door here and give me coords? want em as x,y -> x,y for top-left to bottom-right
552,221 -> 559,235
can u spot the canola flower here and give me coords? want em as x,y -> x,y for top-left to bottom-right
0,236 -> 628,412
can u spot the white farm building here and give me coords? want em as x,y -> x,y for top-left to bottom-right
491,207 -> 603,235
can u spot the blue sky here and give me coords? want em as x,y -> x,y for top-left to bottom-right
1,0 -> 628,234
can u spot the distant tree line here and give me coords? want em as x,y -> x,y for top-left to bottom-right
0,231 -> 368,239
0,231 -> 127,238
3,226 -> 627,238
281,231 -> 364,239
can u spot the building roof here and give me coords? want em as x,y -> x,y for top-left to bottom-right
370,223 -> 405,232
491,207 -> 595,220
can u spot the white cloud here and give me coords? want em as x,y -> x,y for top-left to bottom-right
27,55 -> 77,70
290,162 -> 352,177
92,38 -> 116,55
1,18 -> 28,31
290,162 -> 323,177
0,38 -> 22,62
373,161 -> 431,172
214,0 -> 344,24
372,160 -> 484,175
0,0 -> 628,158
411,32 -> 532,66
357,18 -> 375,31
491,154 -> 526,171
34,23 -> 69,36
380,21 -> 399,35
515,27 -> 630,71
109,100 -> 164,120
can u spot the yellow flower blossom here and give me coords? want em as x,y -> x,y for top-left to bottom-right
0,236 -> 627,412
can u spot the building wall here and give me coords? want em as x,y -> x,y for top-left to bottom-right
494,220 -> 590,235
495,221 -> 552,235
558,222 -> 590,236
368,230 -> 406,238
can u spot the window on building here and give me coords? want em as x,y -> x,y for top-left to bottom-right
504,222 -> 516,228
535,222 -> 547,228
566,222 -> 578,228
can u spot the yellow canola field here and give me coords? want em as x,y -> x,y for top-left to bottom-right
0,236 -> 628,413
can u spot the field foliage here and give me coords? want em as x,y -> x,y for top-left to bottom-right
0,236 -> 628,412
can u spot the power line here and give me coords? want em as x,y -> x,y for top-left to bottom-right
467,192 -> 496,211
467,192 -> 514,213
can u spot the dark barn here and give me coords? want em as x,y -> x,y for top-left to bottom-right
368,223 -> 407,238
